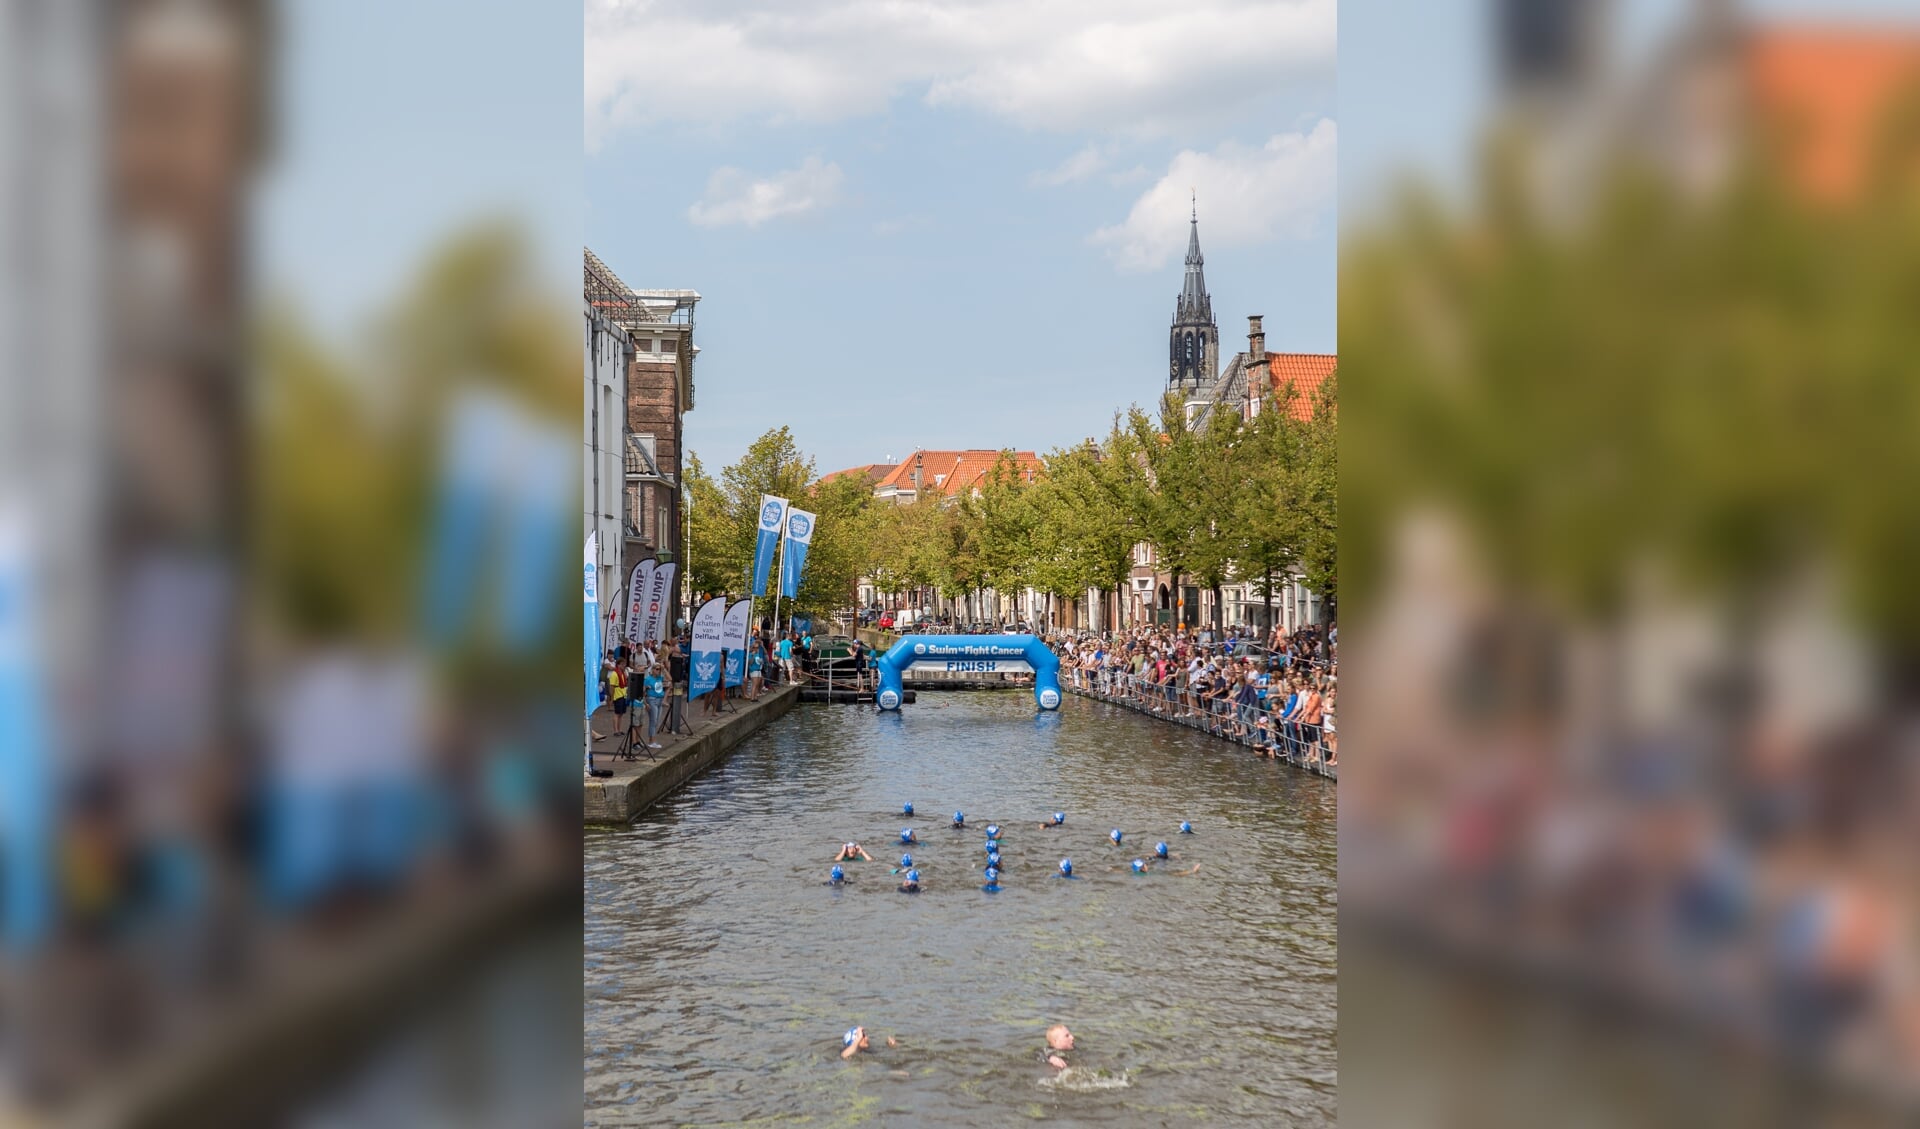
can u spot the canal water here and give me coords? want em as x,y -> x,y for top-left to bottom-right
584,690 -> 1337,1126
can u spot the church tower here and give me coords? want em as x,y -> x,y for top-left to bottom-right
1168,196 -> 1219,397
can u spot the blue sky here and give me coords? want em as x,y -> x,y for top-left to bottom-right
585,0 -> 1337,475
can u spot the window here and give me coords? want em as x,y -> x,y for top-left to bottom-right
660,337 -> 678,354
636,338 -> 652,352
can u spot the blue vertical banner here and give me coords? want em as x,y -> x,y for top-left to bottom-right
0,503 -> 51,949
722,599 -> 752,687
688,596 -> 727,699
751,495 -> 787,597
584,532 -> 602,720
778,507 -> 816,600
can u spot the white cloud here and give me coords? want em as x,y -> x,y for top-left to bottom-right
1089,120 -> 1336,272
1036,144 -> 1113,188
1032,143 -> 1110,187
687,157 -> 845,228
586,0 -> 1334,147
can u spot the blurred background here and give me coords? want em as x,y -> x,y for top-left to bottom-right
1,0 -> 580,1125
1342,0 -> 1920,1125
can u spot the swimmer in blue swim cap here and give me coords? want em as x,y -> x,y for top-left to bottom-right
1040,811 -> 1066,829
982,866 -> 1001,892
839,1025 -> 895,1060
951,811 -> 966,828
903,802 -> 914,816
834,842 -> 873,862
985,823 -> 1001,839
899,828 -> 918,844
984,837 -> 1000,853
1109,829 -> 1123,845
1155,841 -> 1171,860
1131,859 -> 1147,873
899,868 -> 921,893
1057,858 -> 1074,878
898,853 -> 913,870
987,851 -> 1002,870
827,865 -> 848,885
1179,821 -> 1193,834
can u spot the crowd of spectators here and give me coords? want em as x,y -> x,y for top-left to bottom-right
1045,621 -> 1337,771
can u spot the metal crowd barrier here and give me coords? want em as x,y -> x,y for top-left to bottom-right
1053,663 -> 1336,780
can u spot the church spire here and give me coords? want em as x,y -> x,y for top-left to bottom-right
1179,194 -> 1210,318
1169,195 -> 1218,395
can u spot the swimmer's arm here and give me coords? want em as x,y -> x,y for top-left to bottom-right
1047,1054 -> 1067,1070
841,1042 -> 861,1060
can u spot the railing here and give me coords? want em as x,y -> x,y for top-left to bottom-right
1053,665 -> 1336,779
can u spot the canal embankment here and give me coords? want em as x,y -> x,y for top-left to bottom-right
1067,682 -> 1337,781
584,682 -> 800,824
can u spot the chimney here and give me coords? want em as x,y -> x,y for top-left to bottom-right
1247,315 -> 1271,417
911,451 -> 924,492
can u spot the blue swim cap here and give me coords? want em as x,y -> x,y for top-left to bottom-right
1131,859 -> 1146,873
1155,841 -> 1169,858
900,853 -> 913,868
986,824 -> 1000,838
904,802 -> 914,815
984,867 -> 999,882
906,869 -> 920,883
1055,812 -> 1066,823
1179,821 -> 1193,834
831,865 -> 845,881
844,1028 -> 859,1047
1059,858 -> 1073,875
954,811 -> 964,822
987,852 -> 1001,867
901,828 -> 913,841
985,838 -> 1000,852
1110,829 -> 1123,844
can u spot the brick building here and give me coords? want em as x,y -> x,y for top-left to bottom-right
584,248 -> 697,632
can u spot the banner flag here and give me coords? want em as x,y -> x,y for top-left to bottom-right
646,562 -> 677,643
584,532 -> 602,721
723,600 -> 752,687
625,558 -> 655,642
0,503 -> 53,947
688,596 -> 727,699
751,495 -> 787,597
778,507 -> 816,600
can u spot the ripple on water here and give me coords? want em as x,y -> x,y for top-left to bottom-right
584,691 -> 1336,1127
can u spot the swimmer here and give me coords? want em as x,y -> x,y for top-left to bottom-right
834,842 -> 873,862
899,827 -> 919,844
1154,841 -> 1172,860
1057,858 -> 1075,879
1109,828 -> 1124,845
984,837 -> 1000,854
903,802 -> 914,816
1043,1025 -> 1075,1071
1179,820 -> 1193,834
839,1025 -> 897,1060
826,865 -> 850,885
951,811 -> 966,829
1040,811 -> 1066,829
895,852 -> 914,872
986,851 -> 1002,870
899,867 -> 921,893
985,823 -> 1001,839
982,866 -> 1001,892
1112,857 -> 1200,876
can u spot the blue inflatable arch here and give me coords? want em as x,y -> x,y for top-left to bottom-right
874,634 -> 1061,711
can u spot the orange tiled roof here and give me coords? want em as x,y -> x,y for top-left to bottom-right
872,450 -> 1043,496
1261,353 -> 1337,420
1746,28 -> 1920,203
819,463 -> 895,487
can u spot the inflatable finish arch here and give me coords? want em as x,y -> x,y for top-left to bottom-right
874,634 -> 1061,711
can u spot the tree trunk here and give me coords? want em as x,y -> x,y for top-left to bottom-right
1263,568 -> 1274,634
1212,580 -> 1224,631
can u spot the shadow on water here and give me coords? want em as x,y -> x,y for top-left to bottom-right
584,691 -> 1336,1127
